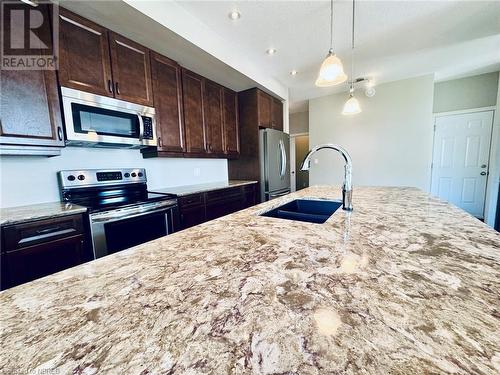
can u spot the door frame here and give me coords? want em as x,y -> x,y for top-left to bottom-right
430,107 -> 496,219
290,132 -> 309,193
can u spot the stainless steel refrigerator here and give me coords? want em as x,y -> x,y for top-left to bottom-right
259,128 -> 290,201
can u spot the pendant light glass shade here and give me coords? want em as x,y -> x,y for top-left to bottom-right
315,50 -> 347,87
342,93 -> 361,115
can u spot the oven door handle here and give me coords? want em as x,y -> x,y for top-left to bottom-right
137,113 -> 145,141
91,205 -> 176,224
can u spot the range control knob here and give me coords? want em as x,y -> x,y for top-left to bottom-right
124,173 -> 130,178
131,172 -> 137,177
138,172 -> 143,177
67,175 -> 76,181
77,175 -> 85,181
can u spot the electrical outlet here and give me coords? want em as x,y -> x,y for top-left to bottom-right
193,167 -> 201,177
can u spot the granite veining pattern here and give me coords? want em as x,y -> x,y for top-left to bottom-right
1,186 -> 499,374
0,202 -> 87,226
150,180 -> 258,196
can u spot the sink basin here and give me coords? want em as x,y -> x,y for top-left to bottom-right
261,199 -> 342,224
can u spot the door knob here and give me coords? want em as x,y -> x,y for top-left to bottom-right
480,171 -> 487,176
481,164 -> 487,168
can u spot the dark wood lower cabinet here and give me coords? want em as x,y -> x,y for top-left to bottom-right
1,214 -> 85,290
178,183 -> 257,230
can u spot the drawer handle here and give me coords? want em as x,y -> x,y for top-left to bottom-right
36,226 -> 61,235
18,228 -> 77,246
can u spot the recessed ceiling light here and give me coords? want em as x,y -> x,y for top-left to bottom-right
228,11 -> 241,20
290,70 -> 298,76
266,48 -> 277,56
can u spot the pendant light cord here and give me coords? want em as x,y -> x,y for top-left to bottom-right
329,0 -> 334,53
350,0 -> 356,91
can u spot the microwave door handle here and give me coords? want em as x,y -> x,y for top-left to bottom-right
137,113 -> 144,140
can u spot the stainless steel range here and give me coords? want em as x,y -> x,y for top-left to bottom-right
58,168 -> 178,259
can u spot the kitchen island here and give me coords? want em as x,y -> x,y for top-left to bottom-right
1,186 -> 499,374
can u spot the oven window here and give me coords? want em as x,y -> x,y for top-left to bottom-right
71,103 -> 140,138
104,212 -> 167,254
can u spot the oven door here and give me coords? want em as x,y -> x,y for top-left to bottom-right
61,86 -> 156,148
89,201 -> 178,259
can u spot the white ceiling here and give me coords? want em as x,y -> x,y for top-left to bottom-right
176,0 -> 500,112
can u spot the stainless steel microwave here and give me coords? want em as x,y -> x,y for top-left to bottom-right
61,87 -> 156,149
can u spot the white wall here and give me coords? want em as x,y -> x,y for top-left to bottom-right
0,148 -> 227,208
433,72 -> 499,113
484,78 -> 500,227
309,75 -> 434,191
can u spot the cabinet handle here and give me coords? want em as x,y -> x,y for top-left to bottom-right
115,82 -> 120,95
158,136 -> 163,148
57,127 -> 63,141
108,79 -> 113,94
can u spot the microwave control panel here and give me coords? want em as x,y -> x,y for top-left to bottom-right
142,117 -> 154,140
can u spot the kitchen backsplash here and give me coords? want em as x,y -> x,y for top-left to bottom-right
0,147 -> 228,208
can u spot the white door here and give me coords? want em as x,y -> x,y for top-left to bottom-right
431,110 -> 493,218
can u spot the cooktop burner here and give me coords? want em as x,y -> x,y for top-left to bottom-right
58,168 -> 177,213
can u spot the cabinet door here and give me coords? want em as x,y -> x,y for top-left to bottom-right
257,90 -> 272,128
223,88 -> 240,158
109,32 -> 153,106
272,98 -> 284,131
204,80 -> 224,156
58,8 -> 113,97
182,69 -> 207,154
151,52 -> 184,153
180,206 -> 206,230
0,3 -> 64,148
179,193 -> 206,229
3,235 -> 84,289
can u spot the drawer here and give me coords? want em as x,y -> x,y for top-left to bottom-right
179,193 -> 204,208
2,214 -> 84,252
242,183 -> 257,192
206,187 -> 241,203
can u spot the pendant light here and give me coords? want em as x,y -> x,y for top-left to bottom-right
343,86 -> 361,115
342,0 -> 361,115
315,0 -> 347,87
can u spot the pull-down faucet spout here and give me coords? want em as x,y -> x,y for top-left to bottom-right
300,144 -> 353,211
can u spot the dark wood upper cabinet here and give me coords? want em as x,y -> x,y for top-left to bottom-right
58,8 -> 113,97
0,3 -> 64,154
182,69 -> 207,155
271,98 -> 284,131
204,80 -> 225,156
257,90 -> 272,128
223,88 -> 240,158
109,32 -> 153,106
149,52 -> 184,154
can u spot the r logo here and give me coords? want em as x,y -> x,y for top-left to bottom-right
1,0 -> 59,70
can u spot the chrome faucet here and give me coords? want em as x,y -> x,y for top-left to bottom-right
300,144 -> 353,211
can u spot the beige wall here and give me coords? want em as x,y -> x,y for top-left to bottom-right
433,72 -> 499,113
309,75 -> 434,191
289,111 -> 309,135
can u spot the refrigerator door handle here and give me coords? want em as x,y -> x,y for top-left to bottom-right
281,139 -> 287,179
278,139 -> 286,178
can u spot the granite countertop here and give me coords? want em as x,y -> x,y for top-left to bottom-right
0,202 -> 87,226
1,186 -> 499,374
150,179 -> 258,196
